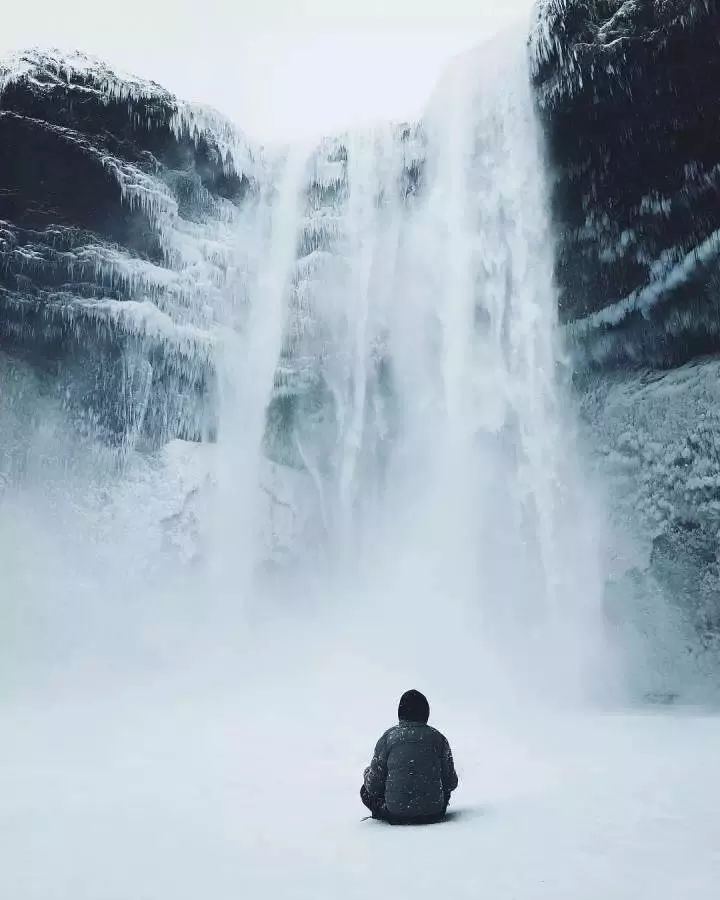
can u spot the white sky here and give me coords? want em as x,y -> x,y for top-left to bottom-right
2,1 -> 535,141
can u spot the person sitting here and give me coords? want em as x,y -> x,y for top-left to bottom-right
360,689 -> 458,824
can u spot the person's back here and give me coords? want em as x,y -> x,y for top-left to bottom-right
361,689 -> 458,824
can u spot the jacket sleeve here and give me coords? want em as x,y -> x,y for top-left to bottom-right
363,732 -> 389,806
441,737 -> 458,795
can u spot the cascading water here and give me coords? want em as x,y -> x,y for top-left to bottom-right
0,35 -> 611,703
195,36 -> 611,699
210,147 -> 311,593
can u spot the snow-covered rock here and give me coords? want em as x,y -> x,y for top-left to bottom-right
0,49 -> 258,447
579,358 -> 720,645
531,1 -> 720,639
113,439 -> 323,569
531,0 -> 720,369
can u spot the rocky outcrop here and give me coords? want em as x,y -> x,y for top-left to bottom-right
578,361 -> 720,645
531,1 -> 720,658
531,0 -> 720,370
0,50 -> 256,448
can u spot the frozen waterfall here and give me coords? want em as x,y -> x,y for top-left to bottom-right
0,37 -> 610,703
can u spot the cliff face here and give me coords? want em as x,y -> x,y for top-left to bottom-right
0,51 -> 425,568
4,34 -> 719,649
531,0 -> 720,369
531,1 -> 720,655
0,50 -> 255,448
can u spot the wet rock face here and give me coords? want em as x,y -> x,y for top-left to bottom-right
0,57 -> 248,214
531,0 -> 720,369
578,360 -> 720,629
531,3 -> 720,653
0,112 -> 160,254
0,51 -> 253,447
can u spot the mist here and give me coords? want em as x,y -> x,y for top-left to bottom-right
2,9 -> 720,900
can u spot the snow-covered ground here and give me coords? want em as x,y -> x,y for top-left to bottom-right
3,653 -> 719,900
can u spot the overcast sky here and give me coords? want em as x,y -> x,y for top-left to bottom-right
2,0 -> 535,141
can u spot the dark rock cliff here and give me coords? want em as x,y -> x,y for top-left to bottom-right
531,0 -> 720,370
531,1 -> 720,662
0,50 -> 254,448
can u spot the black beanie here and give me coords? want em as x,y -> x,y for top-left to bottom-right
398,689 -> 430,723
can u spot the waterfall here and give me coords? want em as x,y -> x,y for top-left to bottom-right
210,146 -> 310,593
202,36 -> 610,698
0,36 -> 611,703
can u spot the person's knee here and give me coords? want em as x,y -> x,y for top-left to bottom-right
360,786 -> 373,811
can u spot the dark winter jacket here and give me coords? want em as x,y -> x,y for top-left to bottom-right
363,720 -> 458,821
